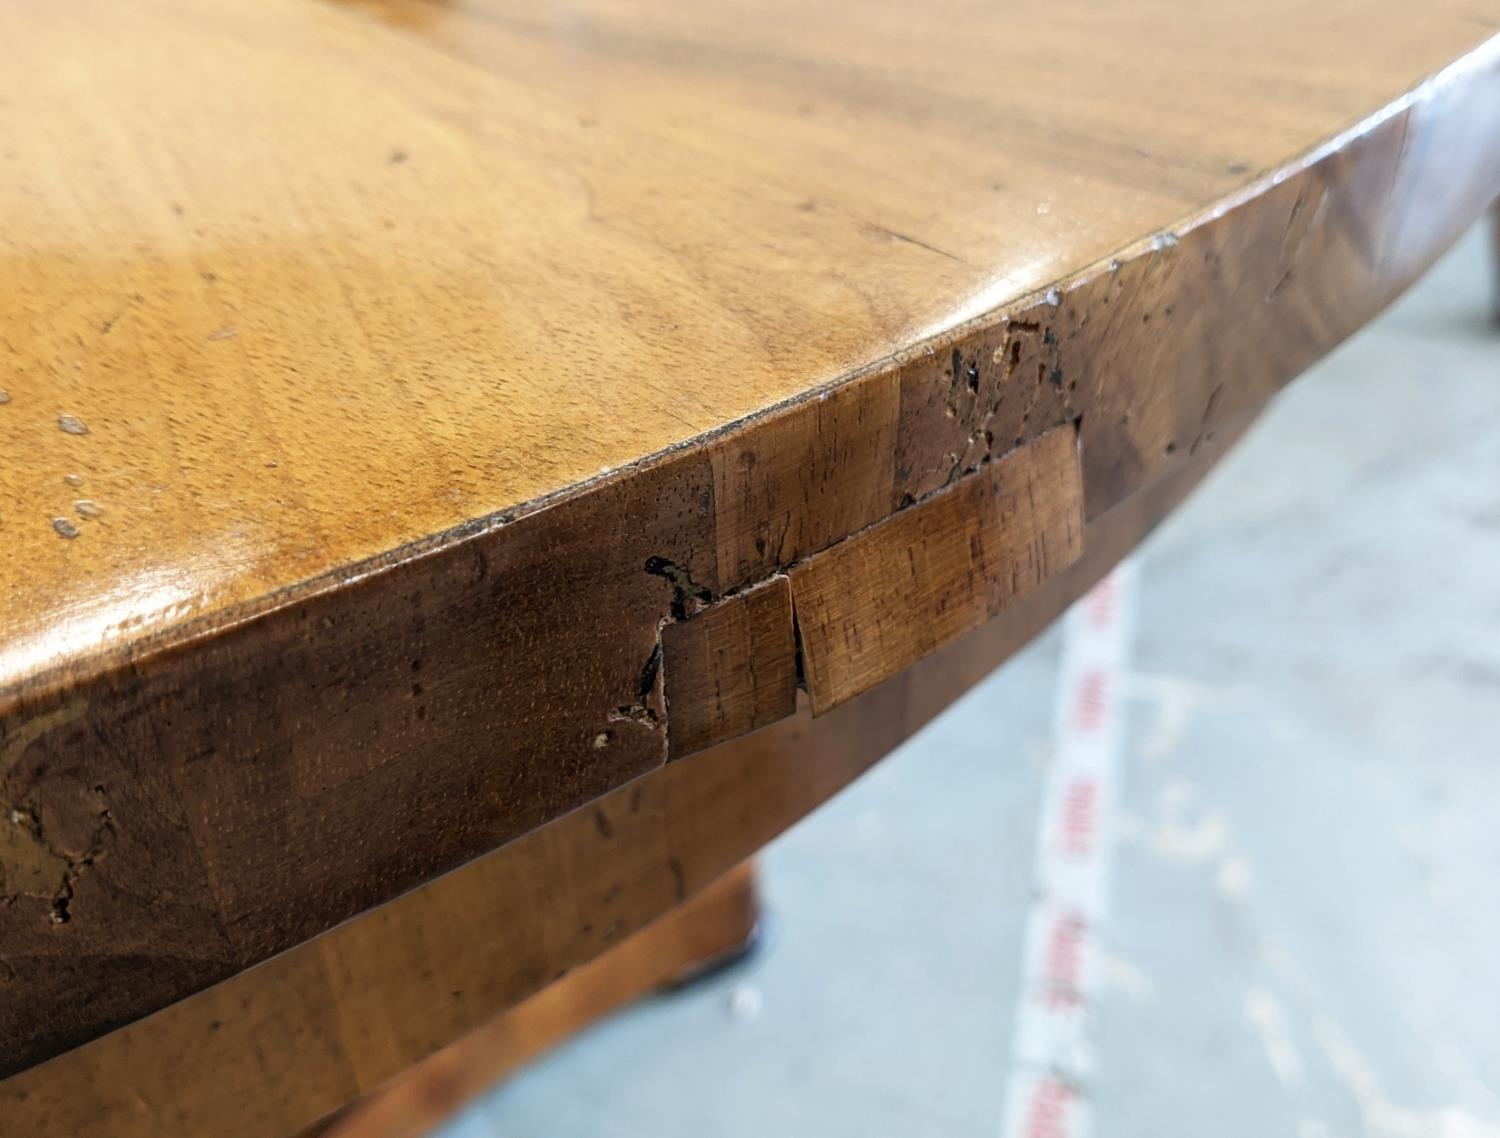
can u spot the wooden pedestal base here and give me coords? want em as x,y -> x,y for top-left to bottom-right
311,863 -> 762,1138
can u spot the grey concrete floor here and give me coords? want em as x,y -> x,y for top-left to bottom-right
439,222 -> 1500,1138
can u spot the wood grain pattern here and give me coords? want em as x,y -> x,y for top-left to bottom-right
791,427 -> 1083,713
662,577 -> 797,758
0,413 -> 1250,1138
312,864 -> 761,1138
3,0 -> 1500,1079
4,0 -> 1487,688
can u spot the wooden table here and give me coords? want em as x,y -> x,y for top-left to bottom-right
2,1 -> 1497,1132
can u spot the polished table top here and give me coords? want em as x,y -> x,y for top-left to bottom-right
2,0 -> 1499,1113
1,0 -> 1495,690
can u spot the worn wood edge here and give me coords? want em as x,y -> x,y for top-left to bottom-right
661,576 -> 797,759
4,35 -> 1497,712
0,410 -> 1254,1138
4,42 -> 1498,1077
665,428 -> 1081,749
789,426 -> 1084,715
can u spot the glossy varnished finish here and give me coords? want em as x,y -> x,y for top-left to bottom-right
2,0 -> 1492,680
3,0 -> 1500,1079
